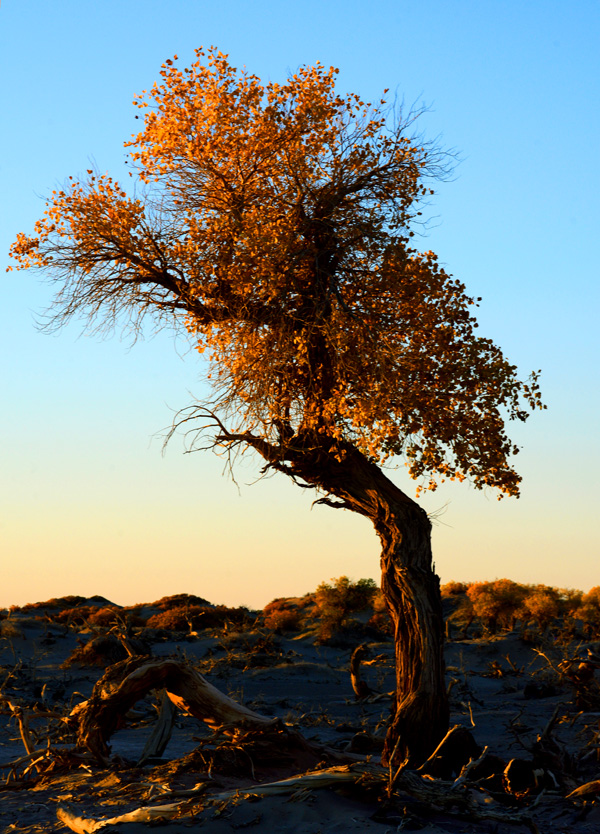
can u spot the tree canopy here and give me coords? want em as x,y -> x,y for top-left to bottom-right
9,47 -> 544,497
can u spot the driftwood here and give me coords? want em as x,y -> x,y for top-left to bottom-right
6,701 -> 43,775
56,766 -> 364,832
136,688 -> 176,765
349,646 -> 392,703
566,779 -> 600,799
71,657 -> 280,763
417,724 -> 481,779
56,760 -> 545,833
57,799 -> 199,833
349,644 -> 372,699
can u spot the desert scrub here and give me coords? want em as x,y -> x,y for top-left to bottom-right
87,605 -> 146,628
466,579 -> 528,634
263,607 -> 301,633
146,604 -> 251,633
218,632 -> 286,669
441,581 -> 469,598
149,593 -> 212,611
61,634 -> 130,667
575,587 -> 600,638
314,576 -> 378,643
52,605 -> 97,627
0,619 -> 24,639
262,597 -> 310,633
11,595 -> 88,615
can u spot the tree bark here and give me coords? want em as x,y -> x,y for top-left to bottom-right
373,477 -> 448,768
264,436 -> 449,768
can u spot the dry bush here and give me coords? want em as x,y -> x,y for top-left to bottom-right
441,581 -> 469,598
519,585 -> 562,632
0,620 -> 23,639
366,588 -> 392,636
576,587 -> 600,638
214,632 -> 286,670
314,576 -> 378,643
263,608 -> 301,633
262,595 -> 312,633
61,635 -> 130,668
87,605 -> 146,628
146,605 -> 205,632
466,579 -> 528,634
12,595 -> 87,614
367,611 -> 393,637
263,598 -> 292,617
53,605 -> 97,625
372,588 -> 387,613
146,604 -> 250,633
150,593 -> 212,611
86,606 -> 122,627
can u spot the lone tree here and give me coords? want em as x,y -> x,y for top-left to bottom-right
10,49 -> 544,766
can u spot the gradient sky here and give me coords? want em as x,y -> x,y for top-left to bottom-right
1,1 -> 598,609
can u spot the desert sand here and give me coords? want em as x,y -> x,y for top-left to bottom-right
1,591 -> 600,833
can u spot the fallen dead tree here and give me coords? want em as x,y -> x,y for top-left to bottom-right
69,656 -> 282,764
67,656 -> 361,772
57,767 -> 363,832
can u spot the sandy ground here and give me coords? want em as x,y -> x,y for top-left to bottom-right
1,598 -> 600,833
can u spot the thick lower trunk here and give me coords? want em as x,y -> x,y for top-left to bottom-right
378,511 -> 449,767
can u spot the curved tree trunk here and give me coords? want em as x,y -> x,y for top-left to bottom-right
377,498 -> 449,767
337,449 -> 448,768
216,427 -> 450,768
284,444 -> 446,766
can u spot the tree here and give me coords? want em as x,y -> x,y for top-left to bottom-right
9,48 -> 544,766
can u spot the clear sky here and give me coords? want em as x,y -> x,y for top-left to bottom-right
1,1 -> 598,609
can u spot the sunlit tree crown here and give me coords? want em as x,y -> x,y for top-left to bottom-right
9,47 -> 544,496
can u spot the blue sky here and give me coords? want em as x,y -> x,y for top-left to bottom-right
1,1 -> 599,608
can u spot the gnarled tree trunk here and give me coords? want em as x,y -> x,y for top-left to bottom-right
235,429 -> 450,769
377,498 -> 449,767
339,449 -> 448,768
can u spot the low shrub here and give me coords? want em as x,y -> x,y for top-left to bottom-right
150,593 -> 212,611
264,608 -> 301,633
13,595 -> 87,614
87,606 -> 146,628
576,587 -> 600,638
0,620 -> 23,639
61,635 -> 129,668
146,604 -> 251,633
314,576 -> 378,644
441,581 -> 469,598
366,610 -> 393,637
53,605 -> 97,625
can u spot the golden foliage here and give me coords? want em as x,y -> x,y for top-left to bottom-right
466,579 -> 528,633
9,48 -> 544,495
